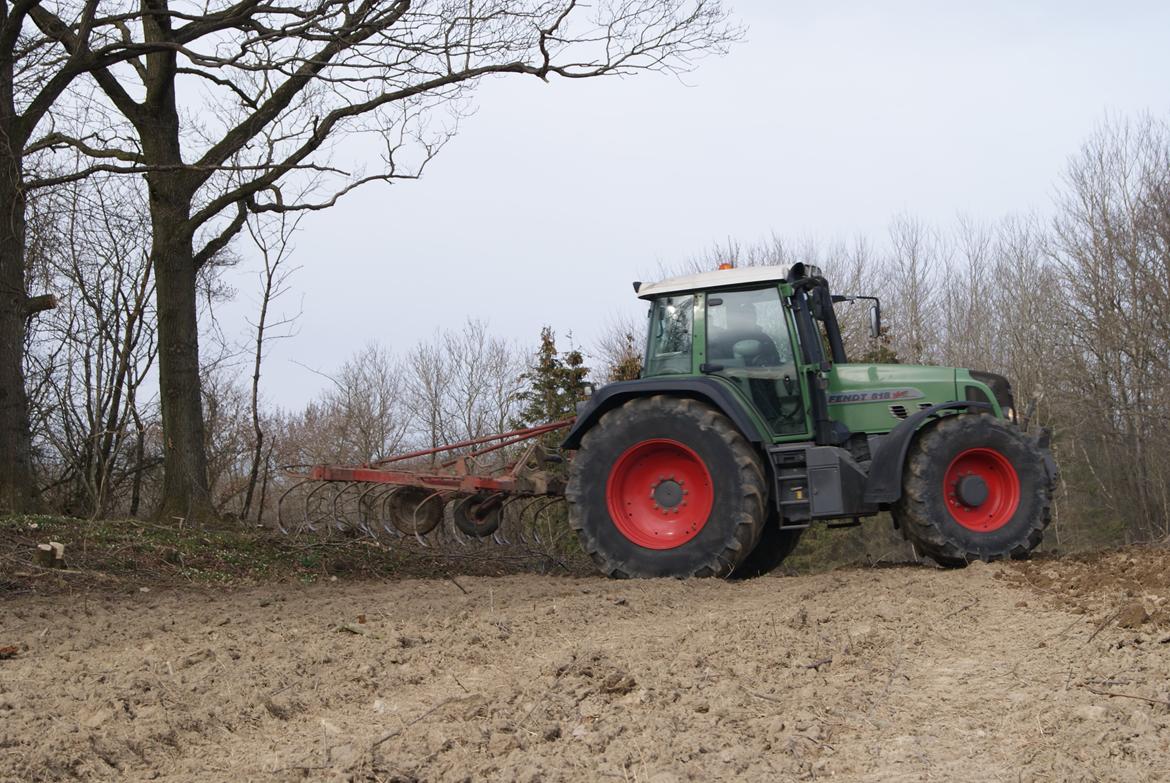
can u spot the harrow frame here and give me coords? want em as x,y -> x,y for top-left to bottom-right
277,418 -> 575,546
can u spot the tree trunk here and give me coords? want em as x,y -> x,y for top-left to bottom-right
255,443 -> 273,523
148,166 -> 215,524
0,149 -> 38,514
241,268 -> 270,521
137,6 -> 217,526
129,407 -> 145,517
151,224 -> 216,524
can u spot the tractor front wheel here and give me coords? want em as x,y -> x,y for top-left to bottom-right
893,414 -> 1052,567
566,396 -> 766,578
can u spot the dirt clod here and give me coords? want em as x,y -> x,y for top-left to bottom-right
599,672 -> 637,695
1116,602 -> 1150,629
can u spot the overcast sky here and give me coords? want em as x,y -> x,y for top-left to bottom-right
215,1 -> 1170,410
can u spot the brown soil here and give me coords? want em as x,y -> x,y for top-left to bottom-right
2,548 -> 1169,782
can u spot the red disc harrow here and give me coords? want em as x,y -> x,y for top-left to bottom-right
278,419 -> 575,550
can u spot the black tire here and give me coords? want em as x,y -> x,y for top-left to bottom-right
388,488 -> 444,535
892,414 -> 1052,567
732,509 -> 804,578
566,396 -> 767,578
452,494 -> 502,537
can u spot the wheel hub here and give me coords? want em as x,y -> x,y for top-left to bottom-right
652,478 -> 684,510
955,474 -> 989,507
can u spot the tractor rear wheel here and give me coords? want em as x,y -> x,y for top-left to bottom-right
732,509 -> 803,578
566,396 -> 766,578
893,414 -> 1052,567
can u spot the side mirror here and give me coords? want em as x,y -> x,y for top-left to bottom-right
868,304 -> 882,339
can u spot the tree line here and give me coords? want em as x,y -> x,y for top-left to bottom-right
20,114 -> 1170,552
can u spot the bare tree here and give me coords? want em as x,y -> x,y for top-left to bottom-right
401,320 -> 524,451
27,1 -> 740,523
240,211 -> 301,521
404,336 -> 450,454
440,320 -> 525,443
0,2 -> 172,512
593,310 -> 644,382
1049,115 -> 1170,541
886,213 -> 946,365
23,173 -> 158,516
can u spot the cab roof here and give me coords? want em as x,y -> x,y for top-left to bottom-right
634,265 -> 789,300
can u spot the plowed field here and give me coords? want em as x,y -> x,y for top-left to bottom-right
2,548 -> 1168,782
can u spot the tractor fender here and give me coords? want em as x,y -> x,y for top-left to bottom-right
561,377 -> 767,451
863,401 -> 993,505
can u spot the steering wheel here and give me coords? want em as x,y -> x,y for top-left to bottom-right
734,339 -> 780,368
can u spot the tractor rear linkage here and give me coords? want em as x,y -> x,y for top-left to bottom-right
276,419 -> 575,548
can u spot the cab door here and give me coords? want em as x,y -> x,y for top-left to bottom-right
704,286 -> 809,438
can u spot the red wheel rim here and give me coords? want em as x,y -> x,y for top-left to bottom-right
943,447 -> 1020,532
606,439 -> 715,550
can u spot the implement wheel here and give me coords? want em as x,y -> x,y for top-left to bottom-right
893,414 -> 1052,567
388,488 -> 444,535
566,396 -> 766,578
452,494 -> 502,537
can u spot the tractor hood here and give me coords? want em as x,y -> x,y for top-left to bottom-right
826,363 -> 1002,435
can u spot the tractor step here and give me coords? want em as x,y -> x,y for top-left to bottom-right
826,517 -> 862,529
769,446 -> 812,524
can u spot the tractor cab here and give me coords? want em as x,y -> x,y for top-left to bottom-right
631,263 -> 1005,448
640,269 -> 807,437
634,263 -> 871,446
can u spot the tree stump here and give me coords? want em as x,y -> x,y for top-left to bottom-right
34,544 -> 54,568
34,542 -> 66,569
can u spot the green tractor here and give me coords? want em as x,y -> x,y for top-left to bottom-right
562,263 -> 1057,578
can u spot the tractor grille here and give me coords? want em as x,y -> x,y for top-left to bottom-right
890,402 -> 933,420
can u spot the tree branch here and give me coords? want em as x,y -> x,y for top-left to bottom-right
24,293 -> 58,318
193,199 -> 250,271
25,131 -> 143,163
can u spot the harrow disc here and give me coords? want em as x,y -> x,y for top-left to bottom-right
451,494 -> 503,537
388,487 -> 444,535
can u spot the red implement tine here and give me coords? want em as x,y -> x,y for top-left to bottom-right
494,495 -> 528,545
412,489 -> 447,547
277,479 -> 309,535
445,495 -> 473,547
528,496 -> 564,545
355,483 -> 383,537
331,482 -> 359,534
302,481 -> 335,534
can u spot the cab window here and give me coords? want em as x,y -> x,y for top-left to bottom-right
644,295 -> 693,376
706,287 -> 806,435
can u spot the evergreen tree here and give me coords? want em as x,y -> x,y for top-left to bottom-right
606,331 -> 644,382
515,327 -> 590,427
856,327 -> 900,364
